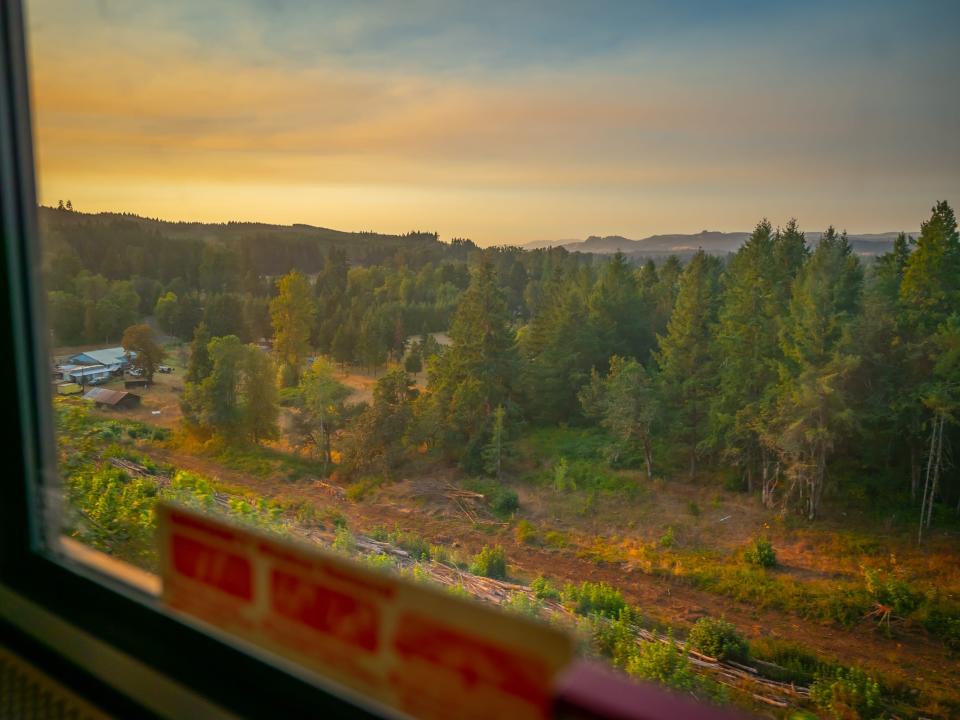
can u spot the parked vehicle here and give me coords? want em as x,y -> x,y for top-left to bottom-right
157,366 -> 174,374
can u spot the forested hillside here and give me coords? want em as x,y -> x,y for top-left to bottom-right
44,202 -> 960,532
45,200 -> 960,717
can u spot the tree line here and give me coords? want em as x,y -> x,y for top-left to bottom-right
46,202 -> 960,533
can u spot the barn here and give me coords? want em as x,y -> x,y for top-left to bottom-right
82,387 -> 141,409
66,347 -> 132,373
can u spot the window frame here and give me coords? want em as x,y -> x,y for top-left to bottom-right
0,2 -> 383,715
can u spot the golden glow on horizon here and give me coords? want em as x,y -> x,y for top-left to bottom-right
26,2 -> 957,244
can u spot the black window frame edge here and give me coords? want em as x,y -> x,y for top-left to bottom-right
0,2 -> 383,716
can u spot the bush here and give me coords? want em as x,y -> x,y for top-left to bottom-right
470,545 -> 507,579
544,530 -> 567,549
659,526 -> 675,548
491,488 -> 519,518
514,519 -> 539,545
531,575 -> 560,601
627,634 -> 700,694
364,552 -> 394,572
744,537 -> 777,568
345,475 -> 383,502
563,581 -> 626,619
503,592 -> 541,618
332,526 -> 356,555
687,617 -> 749,662
862,567 -> 921,617
751,638 -> 823,684
809,666 -> 881,719
393,529 -> 432,561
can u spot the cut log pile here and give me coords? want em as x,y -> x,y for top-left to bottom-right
102,454 -> 811,710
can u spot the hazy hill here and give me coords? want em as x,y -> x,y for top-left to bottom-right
525,230 -> 913,257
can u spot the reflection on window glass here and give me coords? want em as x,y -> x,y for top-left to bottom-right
27,0 -> 960,716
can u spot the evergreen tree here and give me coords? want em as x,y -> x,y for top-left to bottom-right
343,369 -> 417,475
768,228 -> 863,519
710,220 -> 784,495
579,355 -> 658,478
417,257 -> 518,468
656,250 -> 721,478
185,322 -> 212,384
588,252 -> 651,363
481,405 -> 509,480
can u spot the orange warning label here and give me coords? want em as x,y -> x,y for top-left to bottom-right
157,503 -> 573,719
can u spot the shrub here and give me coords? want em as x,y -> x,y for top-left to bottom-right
686,501 -> 700,517
503,592 -> 542,618
364,552 -> 394,571
531,575 -> 560,601
394,530 -> 432,561
514,519 -> 539,545
862,567 -> 921,617
751,638 -> 823,684
346,476 -> 383,502
490,488 -> 519,518
809,666 -> 881,719
323,509 -> 348,529
744,537 -> 777,568
659,526 -> 675,548
470,545 -> 507,579
563,581 -> 626,619
594,608 -> 639,667
628,637 -> 692,687
332,526 -> 356,555
687,617 -> 749,662
544,530 -> 567,549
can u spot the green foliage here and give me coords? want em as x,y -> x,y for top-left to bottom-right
414,256 -> 518,469
270,271 -> 315,386
626,635 -> 704,696
346,476 -> 384,502
687,617 -> 749,662
181,335 -> 279,444
750,638 -> 824,685
744,536 -> 777,568
656,250 -> 722,477
862,567 -> 921,616
332,526 -> 357,555
465,478 -> 520,519
531,575 -> 560,601
391,528 -> 432,561
809,666 -> 881,720
502,592 -> 542,618
341,369 -> 417,477
543,530 -> 567,549
562,581 -> 626,619
658,526 -> 675,548
579,355 -> 658,476
470,545 -> 507,579
514,519 -> 538,545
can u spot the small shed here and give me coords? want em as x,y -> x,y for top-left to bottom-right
83,387 -> 141,409
56,382 -> 83,396
124,379 -> 152,389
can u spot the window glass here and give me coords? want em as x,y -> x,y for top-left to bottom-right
25,2 -> 960,718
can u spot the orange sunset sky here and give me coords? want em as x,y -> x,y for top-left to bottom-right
25,0 -> 960,245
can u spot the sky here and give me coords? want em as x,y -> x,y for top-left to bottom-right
25,0 -> 960,245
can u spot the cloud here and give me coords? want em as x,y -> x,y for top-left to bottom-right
25,0 -> 960,243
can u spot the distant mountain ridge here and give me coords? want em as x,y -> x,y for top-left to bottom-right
524,230 -> 914,257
